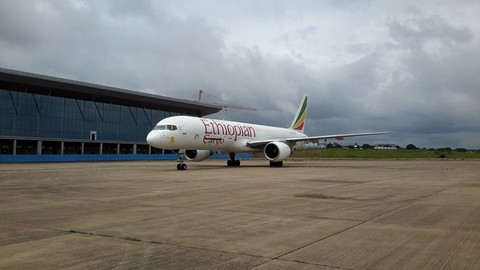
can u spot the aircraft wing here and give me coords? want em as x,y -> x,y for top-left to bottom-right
246,131 -> 391,148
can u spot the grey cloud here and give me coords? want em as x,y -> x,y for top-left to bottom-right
387,16 -> 473,51
0,1 -> 479,148
363,16 -> 480,147
291,13 -> 480,148
0,1 -> 227,94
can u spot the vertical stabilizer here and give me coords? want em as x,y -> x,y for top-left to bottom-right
290,95 -> 307,133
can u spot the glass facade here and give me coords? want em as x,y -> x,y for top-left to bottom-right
0,68 -> 221,160
0,88 -> 200,157
0,88 -> 185,142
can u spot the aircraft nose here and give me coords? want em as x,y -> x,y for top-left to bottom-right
146,131 -> 161,147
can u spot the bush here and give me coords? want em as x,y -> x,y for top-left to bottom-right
406,144 -> 418,150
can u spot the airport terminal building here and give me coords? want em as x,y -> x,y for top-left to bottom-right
0,68 -> 222,162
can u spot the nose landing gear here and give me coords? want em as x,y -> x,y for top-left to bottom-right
176,151 -> 187,170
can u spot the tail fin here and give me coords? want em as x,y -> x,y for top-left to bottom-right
290,95 -> 307,133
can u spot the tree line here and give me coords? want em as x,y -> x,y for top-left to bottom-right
324,142 -> 474,152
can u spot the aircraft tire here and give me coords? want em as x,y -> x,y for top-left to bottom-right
227,160 -> 241,167
177,164 -> 187,170
270,161 -> 283,167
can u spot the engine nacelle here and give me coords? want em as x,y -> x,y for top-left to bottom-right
184,150 -> 213,162
264,142 -> 291,162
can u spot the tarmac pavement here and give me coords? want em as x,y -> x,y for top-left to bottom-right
0,159 -> 479,269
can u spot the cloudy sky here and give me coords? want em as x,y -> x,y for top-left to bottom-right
1,0 -> 479,148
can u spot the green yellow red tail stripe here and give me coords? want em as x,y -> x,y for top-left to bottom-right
291,96 -> 307,132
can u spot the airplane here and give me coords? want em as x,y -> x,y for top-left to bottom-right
146,96 -> 390,170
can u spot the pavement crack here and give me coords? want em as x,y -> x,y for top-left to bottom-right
262,177 -> 478,268
48,227 -> 270,261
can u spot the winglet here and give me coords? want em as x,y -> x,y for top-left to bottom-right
290,95 -> 307,133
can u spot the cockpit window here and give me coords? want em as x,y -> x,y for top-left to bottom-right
153,124 -> 177,131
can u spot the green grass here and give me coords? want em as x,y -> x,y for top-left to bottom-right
293,149 -> 480,159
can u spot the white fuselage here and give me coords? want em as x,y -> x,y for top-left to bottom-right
146,116 -> 307,152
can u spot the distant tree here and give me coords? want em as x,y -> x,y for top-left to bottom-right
406,144 -> 418,150
455,148 -> 467,152
327,142 -> 342,149
362,144 -> 373,149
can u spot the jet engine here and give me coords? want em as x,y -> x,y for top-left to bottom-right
264,142 -> 291,162
185,150 -> 213,162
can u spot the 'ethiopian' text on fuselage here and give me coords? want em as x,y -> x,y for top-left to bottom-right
200,119 -> 256,141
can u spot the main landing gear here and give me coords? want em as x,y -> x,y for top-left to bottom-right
176,151 -> 187,170
227,153 -> 240,167
270,161 -> 283,167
